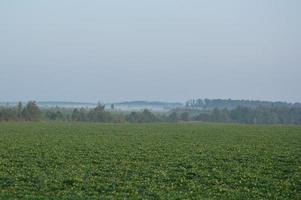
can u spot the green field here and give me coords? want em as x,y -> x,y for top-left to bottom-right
0,122 -> 300,199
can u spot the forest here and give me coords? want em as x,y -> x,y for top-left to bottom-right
1,100 -> 301,124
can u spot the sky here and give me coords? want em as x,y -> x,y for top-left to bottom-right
0,0 -> 300,103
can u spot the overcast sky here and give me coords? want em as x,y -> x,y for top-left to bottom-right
0,0 -> 300,103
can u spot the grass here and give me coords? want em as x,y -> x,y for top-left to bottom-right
0,122 -> 300,199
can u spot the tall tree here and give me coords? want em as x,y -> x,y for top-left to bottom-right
23,101 -> 41,121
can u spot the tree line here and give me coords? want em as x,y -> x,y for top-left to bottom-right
0,101 -> 301,124
0,101 -> 41,121
186,98 -> 301,110
194,106 -> 301,124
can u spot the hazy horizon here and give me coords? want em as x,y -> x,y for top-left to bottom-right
1,0 -> 300,103
1,98 -> 301,105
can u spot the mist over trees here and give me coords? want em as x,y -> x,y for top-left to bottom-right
0,100 -> 301,125
0,101 -> 41,121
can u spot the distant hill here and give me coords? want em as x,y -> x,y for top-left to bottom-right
109,101 -> 183,111
0,101 -> 97,108
37,101 -> 97,108
2,99 -> 300,111
112,101 -> 182,106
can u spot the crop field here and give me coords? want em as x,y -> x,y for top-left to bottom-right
0,122 -> 300,199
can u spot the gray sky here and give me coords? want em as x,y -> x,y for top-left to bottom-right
0,0 -> 300,103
